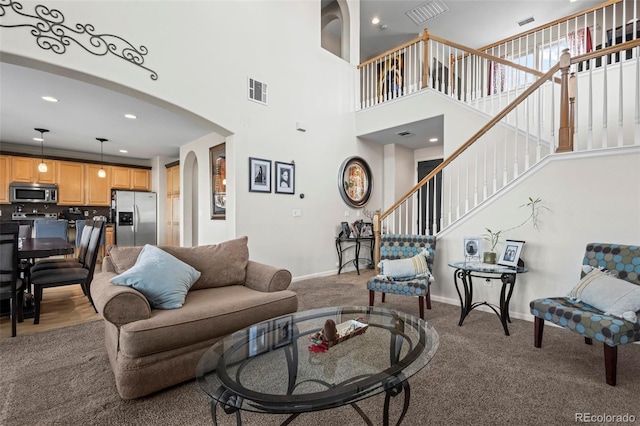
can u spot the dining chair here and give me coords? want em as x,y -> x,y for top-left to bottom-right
0,222 -> 25,337
30,220 -> 94,273
29,220 -> 105,324
34,219 -> 69,240
17,224 -> 33,290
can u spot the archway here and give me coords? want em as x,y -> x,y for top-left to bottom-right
182,151 -> 199,246
321,0 -> 350,62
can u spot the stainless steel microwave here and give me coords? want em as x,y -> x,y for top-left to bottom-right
9,182 -> 58,204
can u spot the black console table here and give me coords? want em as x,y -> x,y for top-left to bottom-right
335,236 -> 374,275
448,261 -> 528,336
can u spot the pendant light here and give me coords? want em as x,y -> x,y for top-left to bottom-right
96,138 -> 108,178
34,128 -> 49,173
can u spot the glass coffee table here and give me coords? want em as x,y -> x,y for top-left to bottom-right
196,306 -> 439,425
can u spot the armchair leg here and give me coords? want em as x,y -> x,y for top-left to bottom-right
418,296 -> 424,320
34,286 -> 42,325
426,287 -> 432,310
381,293 -> 386,303
604,344 -> 618,386
369,290 -> 375,307
533,317 -> 544,348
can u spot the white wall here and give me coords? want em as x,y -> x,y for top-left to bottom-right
431,147 -> 640,320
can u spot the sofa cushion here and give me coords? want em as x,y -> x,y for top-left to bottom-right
118,285 -> 298,358
108,245 -> 144,274
159,236 -> 249,290
378,248 -> 432,279
111,245 -> 201,309
568,268 -> 640,322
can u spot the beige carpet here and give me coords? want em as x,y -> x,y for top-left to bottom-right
1,271 -> 639,425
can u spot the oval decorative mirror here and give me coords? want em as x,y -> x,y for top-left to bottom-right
338,156 -> 373,208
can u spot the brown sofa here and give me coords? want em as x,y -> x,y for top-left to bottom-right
90,236 -> 298,399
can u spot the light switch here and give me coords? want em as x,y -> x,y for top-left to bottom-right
344,211 -> 350,217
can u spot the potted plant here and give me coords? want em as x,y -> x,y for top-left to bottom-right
482,197 -> 550,264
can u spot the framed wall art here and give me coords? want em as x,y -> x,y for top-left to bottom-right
210,143 -> 226,219
498,239 -> 525,268
338,156 -> 373,208
249,157 -> 271,193
275,161 -> 295,194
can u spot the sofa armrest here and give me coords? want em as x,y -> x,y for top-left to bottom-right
245,260 -> 292,292
102,255 -> 117,273
91,272 -> 151,326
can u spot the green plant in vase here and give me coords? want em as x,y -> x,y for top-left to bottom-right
482,197 -> 550,264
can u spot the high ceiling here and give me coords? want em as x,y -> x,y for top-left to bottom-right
0,1 -> 602,159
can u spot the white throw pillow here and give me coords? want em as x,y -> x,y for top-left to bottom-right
568,269 -> 640,322
111,245 -> 201,309
378,248 -> 433,280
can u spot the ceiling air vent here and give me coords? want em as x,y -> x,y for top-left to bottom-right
517,16 -> 535,27
406,0 -> 449,26
248,77 -> 267,105
397,131 -> 413,137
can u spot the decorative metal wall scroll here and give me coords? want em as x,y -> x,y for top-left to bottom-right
0,1 -> 158,80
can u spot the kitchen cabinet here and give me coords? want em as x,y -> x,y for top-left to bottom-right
112,166 -> 151,191
86,164 -> 111,206
0,155 -> 10,203
57,161 -> 85,205
131,169 -> 150,190
105,224 -> 115,247
10,156 -> 56,184
165,164 -> 180,246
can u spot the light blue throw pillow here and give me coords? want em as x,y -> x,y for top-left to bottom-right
111,244 -> 201,309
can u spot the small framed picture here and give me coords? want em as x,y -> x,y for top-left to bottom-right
498,239 -> 525,268
249,157 -> 271,193
273,315 -> 293,349
360,222 -> 373,237
464,237 -> 482,260
340,222 -> 352,238
275,161 -> 295,194
248,322 -> 270,357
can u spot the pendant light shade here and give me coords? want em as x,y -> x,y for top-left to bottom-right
96,138 -> 108,178
34,128 -> 49,173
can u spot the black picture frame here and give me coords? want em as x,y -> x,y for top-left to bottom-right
340,221 -> 352,238
498,239 -> 525,268
273,315 -> 293,349
210,143 -> 226,219
249,157 -> 271,193
275,161 -> 295,194
338,156 -> 373,208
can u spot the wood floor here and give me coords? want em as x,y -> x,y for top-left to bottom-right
0,284 -> 100,339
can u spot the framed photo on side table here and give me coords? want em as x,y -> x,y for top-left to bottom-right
249,157 -> 271,193
463,236 -> 482,260
248,322 -> 270,357
498,239 -> 525,268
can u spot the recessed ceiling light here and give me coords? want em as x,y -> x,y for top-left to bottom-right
124,114 -> 137,119
429,138 -> 438,142
119,149 -> 128,153
42,96 -> 58,102
371,17 -> 380,25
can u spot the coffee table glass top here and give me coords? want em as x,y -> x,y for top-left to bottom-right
196,306 -> 438,414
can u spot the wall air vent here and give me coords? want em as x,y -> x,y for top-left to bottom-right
248,77 -> 267,105
406,0 -> 449,26
397,131 -> 413,137
517,16 -> 535,27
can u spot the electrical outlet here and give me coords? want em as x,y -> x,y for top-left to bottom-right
483,279 -> 492,287
292,209 -> 302,217
344,211 -> 350,217
84,210 -> 89,217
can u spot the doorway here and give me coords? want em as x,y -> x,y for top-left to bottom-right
418,159 -> 443,236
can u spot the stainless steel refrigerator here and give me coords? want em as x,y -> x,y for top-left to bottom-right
113,190 -> 157,246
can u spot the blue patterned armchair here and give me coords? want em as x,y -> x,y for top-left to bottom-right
529,243 -> 640,386
367,234 -> 436,319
